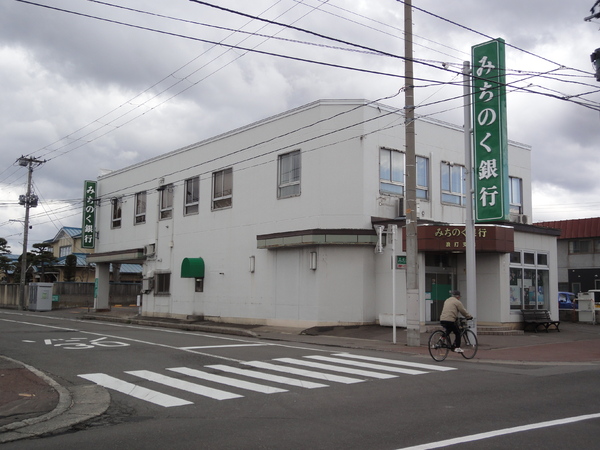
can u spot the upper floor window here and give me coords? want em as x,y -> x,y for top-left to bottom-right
59,245 -> 72,257
184,177 -> 200,215
278,150 -> 301,198
159,184 -> 174,220
111,197 -> 122,228
416,156 -> 429,200
441,163 -> 466,205
212,168 -> 232,210
509,177 -> 523,214
569,240 -> 592,254
135,191 -> 146,224
379,147 -> 404,195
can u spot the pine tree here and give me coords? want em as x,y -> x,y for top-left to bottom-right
0,238 -> 13,281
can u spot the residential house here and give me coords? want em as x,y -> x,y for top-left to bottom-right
534,217 -> 600,295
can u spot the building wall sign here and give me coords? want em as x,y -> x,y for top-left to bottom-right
417,225 -> 514,253
472,39 -> 509,222
82,180 -> 97,249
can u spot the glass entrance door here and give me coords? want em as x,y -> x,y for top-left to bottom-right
426,272 -> 454,322
425,253 -> 457,322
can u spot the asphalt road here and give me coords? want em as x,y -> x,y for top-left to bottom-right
1,312 -> 599,449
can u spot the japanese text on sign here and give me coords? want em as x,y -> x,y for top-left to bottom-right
82,180 -> 97,249
472,39 -> 509,222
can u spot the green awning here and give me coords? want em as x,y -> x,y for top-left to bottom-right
181,257 -> 205,278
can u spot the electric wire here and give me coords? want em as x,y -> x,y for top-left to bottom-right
3,0 -> 600,241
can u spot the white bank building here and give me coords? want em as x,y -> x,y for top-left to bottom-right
88,99 -> 559,329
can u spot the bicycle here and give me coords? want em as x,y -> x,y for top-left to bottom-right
428,318 -> 478,362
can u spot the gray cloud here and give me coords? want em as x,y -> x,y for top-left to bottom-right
1,0 -> 599,252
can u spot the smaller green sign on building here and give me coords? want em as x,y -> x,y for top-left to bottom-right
82,180 -> 97,249
472,39 -> 509,222
396,255 -> 407,269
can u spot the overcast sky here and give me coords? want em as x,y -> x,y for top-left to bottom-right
1,0 -> 599,254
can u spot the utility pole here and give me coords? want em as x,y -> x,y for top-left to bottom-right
404,0 -> 420,347
463,61 -> 477,334
17,156 -> 45,310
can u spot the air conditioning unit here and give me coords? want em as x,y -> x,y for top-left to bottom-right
509,214 -> 529,224
143,244 -> 156,257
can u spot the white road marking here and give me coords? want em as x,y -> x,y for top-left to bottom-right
179,344 -> 271,350
166,367 -> 287,394
125,370 -> 243,400
274,357 -> 397,379
305,355 -> 427,375
207,364 -> 328,389
396,412 -> 600,450
1,312 -> 333,355
78,373 -> 192,407
243,361 -> 364,384
334,353 -> 457,372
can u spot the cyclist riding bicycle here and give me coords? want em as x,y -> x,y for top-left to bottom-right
440,290 -> 473,353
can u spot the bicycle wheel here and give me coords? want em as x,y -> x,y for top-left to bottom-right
461,329 -> 478,359
428,330 -> 450,362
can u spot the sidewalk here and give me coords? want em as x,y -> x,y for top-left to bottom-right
2,306 -> 600,442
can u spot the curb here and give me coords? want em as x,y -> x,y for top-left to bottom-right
80,314 -> 260,338
0,357 -> 110,443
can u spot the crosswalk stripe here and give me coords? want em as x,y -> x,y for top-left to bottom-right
274,358 -> 397,380
207,364 -> 328,389
167,367 -> 288,394
304,355 -> 427,375
78,373 -> 193,407
126,370 -> 243,400
243,361 -> 364,384
333,353 -> 458,372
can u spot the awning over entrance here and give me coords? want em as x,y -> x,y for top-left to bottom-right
181,257 -> 205,278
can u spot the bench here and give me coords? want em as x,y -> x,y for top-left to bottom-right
521,309 -> 560,333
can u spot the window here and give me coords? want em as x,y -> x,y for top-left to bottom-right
509,177 -> 523,214
524,252 -> 535,265
111,197 -> 122,228
416,156 -> 429,200
278,150 -> 301,198
59,245 -> 72,257
155,273 -> 171,295
569,240 -> 592,254
135,191 -> 146,224
441,163 -> 466,205
212,168 -> 232,209
379,148 -> 404,195
159,184 -> 174,220
184,177 -> 199,215
510,251 -> 549,310
537,253 -> 548,266
510,252 -> 521,264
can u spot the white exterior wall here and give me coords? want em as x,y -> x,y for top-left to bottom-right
92,99 -> 544,327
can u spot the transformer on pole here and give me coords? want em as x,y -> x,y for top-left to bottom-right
17,156 -> 45,310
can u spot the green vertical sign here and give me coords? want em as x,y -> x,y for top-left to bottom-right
472,39 -> 509,222
82,180 -> 97,249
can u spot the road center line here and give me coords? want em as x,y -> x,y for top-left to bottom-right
397,412 -> 600,450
